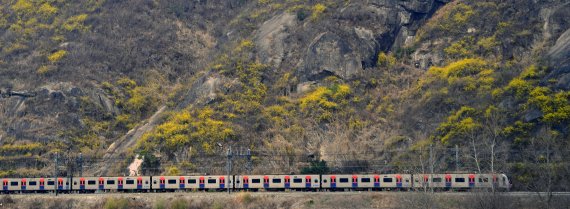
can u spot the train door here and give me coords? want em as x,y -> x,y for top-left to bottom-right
284,176 -> 290,189
468,174 -> 475,188
396,175 -> 402,188
2,179 -> 7,191
199,177 -> 205,189
352,175 -> 358,188
99,178 -> 104,190
445,174 -> 452,188
80,178 -> 85,190
374,175 -> 380,188
330,175 -> 336,188
39,178 -> 45,191
243,176 -> 249,189
58,178 -> 64,191
219,176 -> 225,189
159,177 -> 165,189
21,178 -> 26,191
179,177 -> 185,189
263,176 -> 269,189
305,176 -> 311,188
118,177 -> 124,190
137,177 -> 143,190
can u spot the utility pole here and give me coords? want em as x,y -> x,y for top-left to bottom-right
227,145 -> 232,195
77,153 -> 83,177
455,145 -> 459,172
54,152 -> 58,196
246,148 -> 252,174
429,145 -> 434,193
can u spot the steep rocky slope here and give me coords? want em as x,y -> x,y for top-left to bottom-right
0,0 -> 569,191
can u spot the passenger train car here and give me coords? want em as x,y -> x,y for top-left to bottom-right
0,173 -> 511,193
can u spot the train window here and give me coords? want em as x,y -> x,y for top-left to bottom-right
188,179 -> 197,184
168,180 -> 177,184
236,180 -> 241,184
251,179 -> 261,184
361,178 -> 371,183
432,178 -> 442,183
207,179 -> 216,184
272,179 -> 282,183
29,181 -> 37,186
383,178 -> 393,183
339,178 -> 349,183
88,180 -> 96,185
126,180 -> 135,185
73,181 -> 77,185
314,179 -> 318,183
479,178 -> 488,182
406,179 -> 410,183
323,179 -> 328,183
66,182 -> 69,185
48,181 -> 55,186
10,182 -> 18,186
107,180 -> 115,185
293,178 -> 302,183
455,178 -> 465,182
145,181 -> 149,184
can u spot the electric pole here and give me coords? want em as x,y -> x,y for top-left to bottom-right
227,146 -> 232,194
455,145 -> 459,172
54,152 -> 58,196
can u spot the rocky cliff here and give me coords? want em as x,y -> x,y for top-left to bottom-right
0,0 -> 569,191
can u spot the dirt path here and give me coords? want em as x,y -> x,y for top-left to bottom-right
92,106 -> 167,176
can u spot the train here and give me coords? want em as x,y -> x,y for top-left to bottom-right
1,173 -> 511,193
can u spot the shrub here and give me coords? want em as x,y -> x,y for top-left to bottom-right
48,50 -> 67,63
235,192 -> 254,205
170,199 -> 188,209
310,3 -> 326,20
377,52 -> 396,68
62,14 -> 89,32
38,3 -> 58,18
36,65 -> 51,74
104,198 -> 130,209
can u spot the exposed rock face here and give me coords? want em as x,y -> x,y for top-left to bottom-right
545,2 -> 570,90
0,83 -> 87,141
256,13 -> 297,68
253,1 -> 443,82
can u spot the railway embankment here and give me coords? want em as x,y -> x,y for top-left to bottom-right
1,192 -> 569,209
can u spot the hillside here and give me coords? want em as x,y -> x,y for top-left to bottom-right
0,0 -> 569,192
